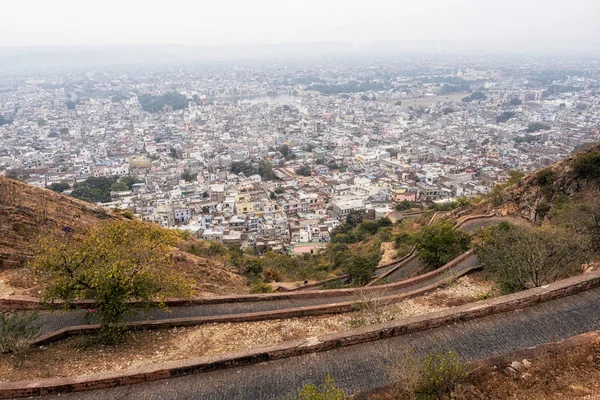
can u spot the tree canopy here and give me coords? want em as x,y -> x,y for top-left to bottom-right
29,220 -> 191,342
416,221 -> 471,270
138,91 -> 189,113
476,222 -> 587,294
48,182 -> 70,193
70,175 -> 142,203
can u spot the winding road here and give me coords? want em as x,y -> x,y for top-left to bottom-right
33,252 -> 479,337
53,283 -> 600,399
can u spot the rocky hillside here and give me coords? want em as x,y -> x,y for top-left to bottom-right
0,177 -> 246,297
497,143 -> 600,220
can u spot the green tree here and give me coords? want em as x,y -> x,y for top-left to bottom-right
395,200 -> 421,211
119,175 -> 143,190
346,255 -> 377,285
416,221 -> 471,270
110,181 -> 129,192
29,220 -> 191,343
296,165 -> 312,177
70,176 -> 119,203
572,149 -> 600,180
48,182 -> 70,193
258,160 -> 278,181
527,122 -> 551,133
506,170 -> 525,186
279,144 -> 291,158
555,198 -> 600,253
476,223 -> 587,294
345,210 -> 364,228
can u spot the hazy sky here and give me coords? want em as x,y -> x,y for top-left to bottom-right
3,0 -> 600,47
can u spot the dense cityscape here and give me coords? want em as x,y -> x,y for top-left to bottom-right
1,54 -> 599,254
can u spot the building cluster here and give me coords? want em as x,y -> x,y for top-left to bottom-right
1,55 -> 599,254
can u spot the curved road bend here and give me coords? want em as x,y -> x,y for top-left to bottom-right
34,255 -> 479,336
52,284 -> 600,400
458,215 -> 528,234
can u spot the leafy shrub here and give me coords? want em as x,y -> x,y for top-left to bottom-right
535,201 -> 552,221
122,210 -> 135,220
386,348 -> 469,400
289,374 -> 347,400
358,221 -> 380,235
176,229 -> 193,241
572,150 -> 600,179
416,221 -> 471,270
476,223 -> 587,294
418,350 -> 470,398
346,255 -> 378,285
29,220 -> 190,343
488,185 -> 504,207
244,258 -> 264,279
378,227 -> 393,242
535,168 -> 555,187
263,267 -> 281,282
250,281 -> 274,294
0,312 -> 40,367
395,200 -> 422,211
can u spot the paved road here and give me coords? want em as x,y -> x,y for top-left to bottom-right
458,215 -> 527,234
51,283 -> 600,400
379,255 -> 424,284
33,254 -> 478,336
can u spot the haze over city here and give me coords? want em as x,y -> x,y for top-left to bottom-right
2,1 -> 600,399
2,0 -> 600,48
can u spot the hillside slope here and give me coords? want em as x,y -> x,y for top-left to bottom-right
498,143 -> 600,219
0,177 -> 246,297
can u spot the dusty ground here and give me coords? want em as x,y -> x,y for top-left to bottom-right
371,341 -> 600,400
0,274 -> 495,382
455,342 -> 600,399
379,242 -> 397,265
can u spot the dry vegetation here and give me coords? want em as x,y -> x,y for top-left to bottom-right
453,342 -> 600,399
0,177 -> 247,297
0,274 -> 495,382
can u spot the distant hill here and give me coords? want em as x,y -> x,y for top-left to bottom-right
0,177 -> 246,297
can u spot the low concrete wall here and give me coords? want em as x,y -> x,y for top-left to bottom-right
31,256 -> 480,347
0,248 -> 472,312
454,212 -> 496,229
1,269 -> 599,399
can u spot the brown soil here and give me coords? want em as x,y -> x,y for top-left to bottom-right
454,342 -> 600,399
0,177 -> 247,298
0,275 -> 494,382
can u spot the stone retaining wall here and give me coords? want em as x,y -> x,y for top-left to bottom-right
1,269 -> 599,399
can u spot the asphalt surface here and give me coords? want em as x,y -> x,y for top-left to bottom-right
33,254 -> 478,336
49,282 -> 600,400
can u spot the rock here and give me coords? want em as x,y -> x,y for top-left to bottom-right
521,372 -> 533,380
510,361 -> 525,372
522,359 -> 532,368
504,366 -> 519,376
